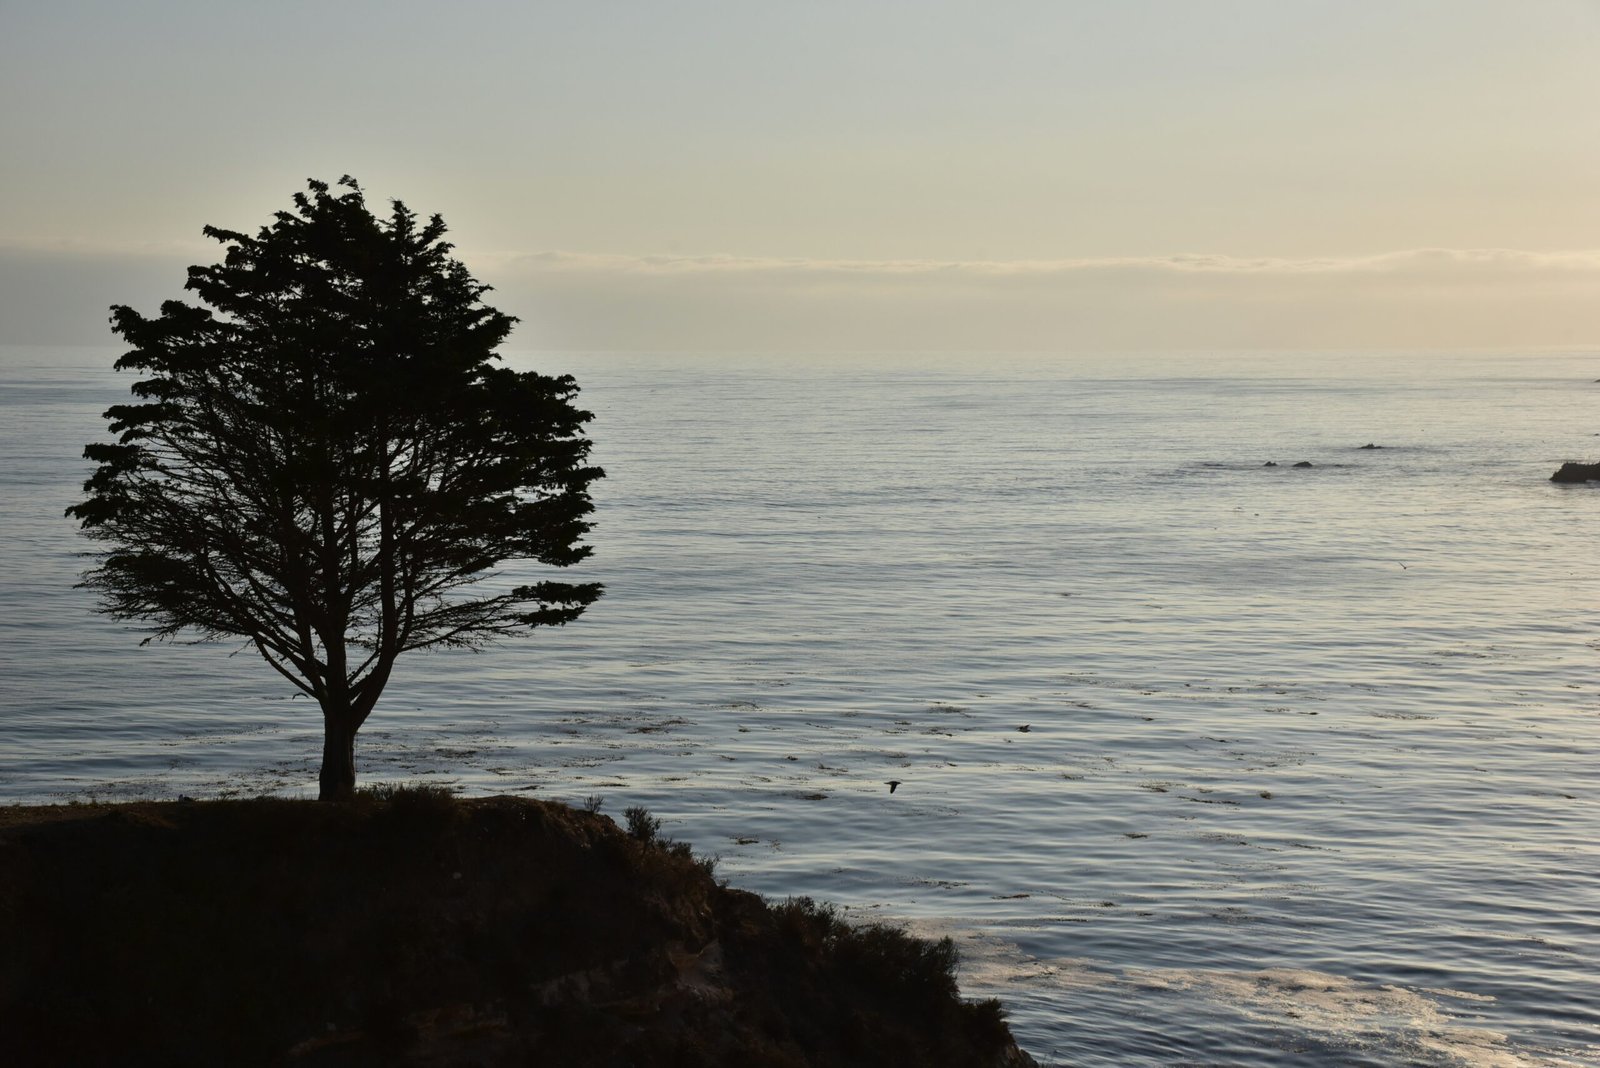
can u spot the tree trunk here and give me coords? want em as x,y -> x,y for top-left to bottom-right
318,713 -> 358,801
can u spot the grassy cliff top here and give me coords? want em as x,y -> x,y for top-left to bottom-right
0,789 -> 1035,1067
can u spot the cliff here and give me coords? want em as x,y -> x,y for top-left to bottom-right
0,790 -> 1036,1067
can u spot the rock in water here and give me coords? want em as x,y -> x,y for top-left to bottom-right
1550,461 -> 1600,483
1292,461 -> 1314,468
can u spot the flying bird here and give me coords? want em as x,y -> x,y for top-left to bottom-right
886,780 -> 903,794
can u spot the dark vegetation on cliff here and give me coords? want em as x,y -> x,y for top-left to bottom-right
0,790 -> 1034,1067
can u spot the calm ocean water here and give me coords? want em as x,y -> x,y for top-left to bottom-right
1,345 -> 1596,1066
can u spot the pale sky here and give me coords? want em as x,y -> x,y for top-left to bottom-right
3,0 -> 1599,350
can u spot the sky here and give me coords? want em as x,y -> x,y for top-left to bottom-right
3,0 -> 1599,351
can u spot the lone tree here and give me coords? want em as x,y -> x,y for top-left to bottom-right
68,177 -> 603,800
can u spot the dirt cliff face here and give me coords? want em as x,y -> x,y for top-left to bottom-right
0,792 -> 1037,1067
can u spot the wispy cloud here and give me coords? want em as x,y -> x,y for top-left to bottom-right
5,240 -> 1597,349
482,245 -> 1600,350
490,247 -> 1600,278
11,237 -> 1599,277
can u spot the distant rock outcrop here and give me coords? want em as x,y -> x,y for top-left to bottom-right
1292,461 -> 1314,468
1358,443 -> 1383,450
1550,462 -> 1600,483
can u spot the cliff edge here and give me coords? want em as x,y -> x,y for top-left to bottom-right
0,791 -> 1036,1067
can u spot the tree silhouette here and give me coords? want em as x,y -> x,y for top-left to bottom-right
68,177 -> 603,800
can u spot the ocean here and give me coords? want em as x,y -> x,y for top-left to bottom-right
1,345 -> 1596,1066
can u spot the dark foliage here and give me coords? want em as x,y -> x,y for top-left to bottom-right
66,178 -> 603,798
625,804 -> 664,843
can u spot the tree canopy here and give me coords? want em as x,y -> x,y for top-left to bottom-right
68,177 -> 603,799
